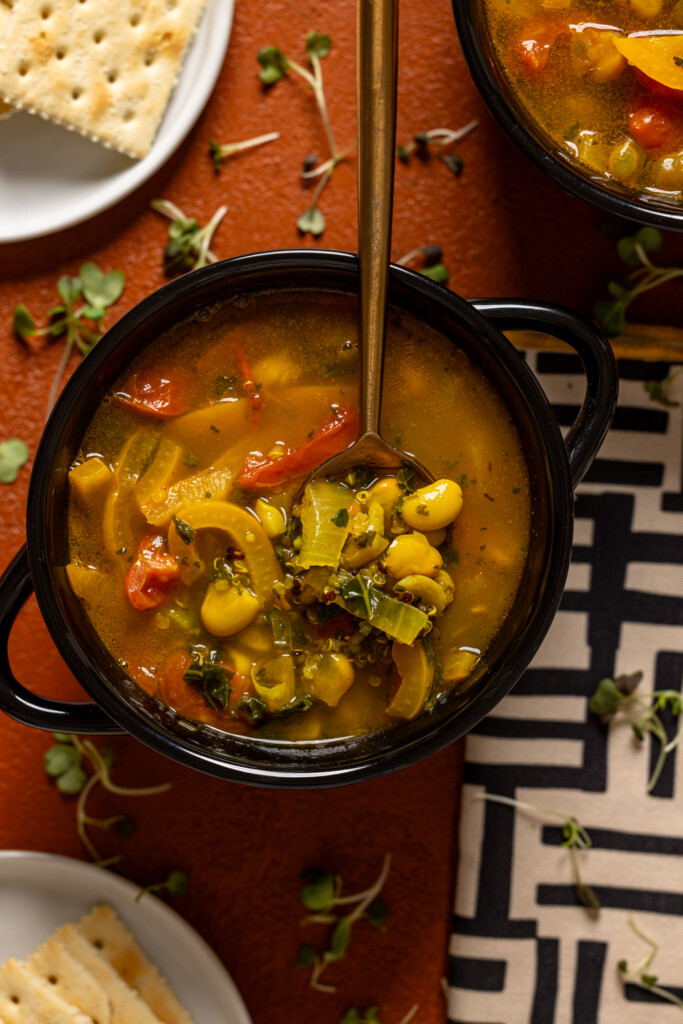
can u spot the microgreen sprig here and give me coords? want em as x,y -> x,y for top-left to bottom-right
397,121 -> 478,176
644,369 -> 682,408
136,869 -> 189,902
151,199 -> 227,275
618,916 -> 683,1008
257,32 -> 353,237
397,245 -> 449,284
478,793 -> 599,912
13,263 -> 125,415
296,853 -> 391,992
589,672 -> 682,792
0,439 -> 29,484
341,1006 -> 419,1024
594,226 -> 683,338
44,734 -> 170,868
208,131 -> 280,173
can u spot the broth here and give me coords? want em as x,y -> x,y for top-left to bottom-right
66,290 -> 530,741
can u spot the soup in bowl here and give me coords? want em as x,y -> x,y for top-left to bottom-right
454,0 -> 683,228
0,252 -> 617,786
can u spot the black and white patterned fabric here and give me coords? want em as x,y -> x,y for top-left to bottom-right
449,353 -> 683,1024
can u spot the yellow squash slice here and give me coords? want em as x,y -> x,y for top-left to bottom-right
611,33 -> 683,91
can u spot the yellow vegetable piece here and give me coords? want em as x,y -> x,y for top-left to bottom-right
384,532 -> 443,579
442,648 -> 480,685
201,581 -> 261,638
68,458 -> 112,507
394,574 -> 450,614
143,466 -> 233,527
167,500 -> 282,603
387,640 -> 434,720
306,652 -> 355,707
166,398 -> 248,454
65,564 -> 106,606
571,27 -> 626,83
342,503 -> 389,569
103,432 -> 158,564
135,437 -> 183,510
611,33 -> 683,91
254,498 -> 286,538
252,654 -> 296,711
402,479 -> 463,531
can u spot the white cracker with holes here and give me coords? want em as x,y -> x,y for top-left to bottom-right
0,0 -> 209,158
0,2 -> 13,119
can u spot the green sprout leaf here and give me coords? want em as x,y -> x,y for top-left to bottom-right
301,870 -> 337,910
296,942 -> 318,967
329,916 -> 352,960
257,45 -> 288,84
57,275 -> 82,305
13,305 -> 36,340
0,439 -> 29,484
589,676 -> 626,717
364,897 -> 388,928
595,226 -> 681,337
151,199 -> 226,274
297,205 -> 326,237
56,764 -> 89,795
136,869 -> 188,902
44,744 -> 80,777
420,263 -> 449,284
644,370 -> 682,408
306,31 -> 332,59
593,299 -> 627,338
79,262 -> 125,308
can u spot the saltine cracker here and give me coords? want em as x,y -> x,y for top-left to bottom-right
0,0 -> 209,157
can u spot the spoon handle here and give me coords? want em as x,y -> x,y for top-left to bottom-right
357,0 -> 398,436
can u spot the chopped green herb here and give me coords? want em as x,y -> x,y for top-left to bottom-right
181,452 -> 200,468
331,508 -> 350,528
171,515 -> 195,545
209,424 -> 220,434
512,486 -> 521,494
674,55 -> 683,68
183,648 -> 233,711
396,464 -> 416,495
214,374 -> 238,398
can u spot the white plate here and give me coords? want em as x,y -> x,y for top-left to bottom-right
0,850 -> 252,1024
0,0 -> 234,243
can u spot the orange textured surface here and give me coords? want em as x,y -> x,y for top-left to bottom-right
1,1 -> 683,1023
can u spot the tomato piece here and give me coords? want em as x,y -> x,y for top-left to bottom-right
232,339 -> 263,428
635,68 -> 683,105
228,672 -> 254,705
124,531 -> 180,610
314,611 -> 357,639
116,365 -> 187,419
513,21 -> 564,75
160,652 -> 209,718
238,405 -> 359,489
629,103 -> 676,149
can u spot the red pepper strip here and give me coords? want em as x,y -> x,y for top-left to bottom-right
124,531 -> 180,610
116,364 -> 187,419
232,339 -> 263,428
238,405 -> 359,490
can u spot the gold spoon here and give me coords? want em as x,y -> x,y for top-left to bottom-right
302,0 -> 434,487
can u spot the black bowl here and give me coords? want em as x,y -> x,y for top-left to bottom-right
453,0 -> 683,231
0,251 -> 617,787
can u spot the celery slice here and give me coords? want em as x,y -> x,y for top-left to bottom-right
298,480 -> 352,569
336,570 -> 428,645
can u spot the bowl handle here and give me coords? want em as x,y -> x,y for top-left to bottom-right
0,546 -> 122,734
472,299 -> 618,488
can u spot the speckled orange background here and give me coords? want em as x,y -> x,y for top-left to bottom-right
1,1 -> 682,1022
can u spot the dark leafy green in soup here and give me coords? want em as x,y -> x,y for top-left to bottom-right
485,0 -> 683,196
66,291 -> 530,742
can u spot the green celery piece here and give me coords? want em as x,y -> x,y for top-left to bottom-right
298,480 -> 352,569
369,592 -> 428,644
337,570 -> 428,644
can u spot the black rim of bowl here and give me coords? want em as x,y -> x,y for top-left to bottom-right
453,0 -> 683,231
26,249 -> 574,787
